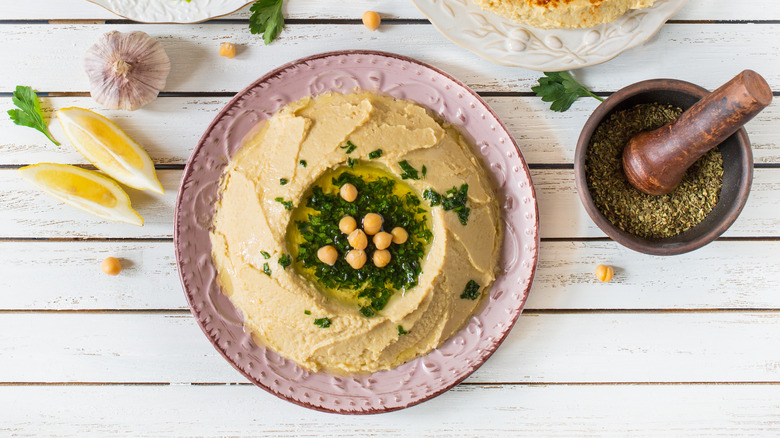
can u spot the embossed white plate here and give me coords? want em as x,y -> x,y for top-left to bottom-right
86,0 -> 251,23
174,50 -> 539,414
411,0 -> 687,71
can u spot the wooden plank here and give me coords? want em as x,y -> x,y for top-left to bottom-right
0,313 -> 778,384
2,384 -> 779,436
3,96 -> 779,166
3,240 -> 780,311
3,0 -> 780,21
2,168 -> 779,239
1,23 -> 778,94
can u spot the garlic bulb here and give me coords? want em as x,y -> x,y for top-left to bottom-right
84,31 -> 171,111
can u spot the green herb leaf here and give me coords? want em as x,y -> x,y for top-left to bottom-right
347,157 -> 357,168
341,140 -> 357,154
532,71 -> 604,112
262,262 -> 271,276
460,280 -> 480,300
421,165 -> 427,178
278,253 -> 291,269
304,310 -> 311,315
280,178 -> 288,185
274,197 -> 293,210
260,250 -> 271,259
248,0 -> 285,45
424,184 -> 470,225
299,160 -> 307,168
398,160 -> 420,180
368,149 -> 383,159
8,86 -> 59,146
397,325 -> 409,336
314,317 -> 331,328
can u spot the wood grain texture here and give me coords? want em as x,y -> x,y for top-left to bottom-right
2,96 -> 779,166
0,312 -> 778,384
1,23 -> 778,94
3,240 -> 780,311
0,384 -> 778,437
2,168 -> 779,239
3,0 -> 780,21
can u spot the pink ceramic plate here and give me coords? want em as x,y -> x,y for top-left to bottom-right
174,50 -> 539,414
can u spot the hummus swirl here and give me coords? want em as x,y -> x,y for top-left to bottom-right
472,0 -> 657,29
210,92 -> 501,373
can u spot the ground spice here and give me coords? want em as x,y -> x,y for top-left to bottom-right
585,103 -> 724,239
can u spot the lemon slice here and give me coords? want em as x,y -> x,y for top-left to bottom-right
57,107 -> 164,194
18,163 -> 144,226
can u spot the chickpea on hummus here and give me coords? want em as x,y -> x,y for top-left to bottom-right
472,0 -> 657,29
209,92 -> 501,373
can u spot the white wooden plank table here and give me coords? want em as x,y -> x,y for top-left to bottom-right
1,1 -> 779,436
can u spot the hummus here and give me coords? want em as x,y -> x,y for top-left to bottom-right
472,0 -> 657,29
209,92 -> 501,373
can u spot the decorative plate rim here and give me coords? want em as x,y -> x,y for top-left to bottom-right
85,0 -> 252,24
174,50 -> 540,414
410,0 -> 688,71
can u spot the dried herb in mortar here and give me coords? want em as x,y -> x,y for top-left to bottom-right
585,103 -> 724,239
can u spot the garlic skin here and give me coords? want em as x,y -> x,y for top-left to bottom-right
84,31 -> 171,111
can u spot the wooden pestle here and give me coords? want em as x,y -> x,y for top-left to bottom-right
622,70 -> 772,196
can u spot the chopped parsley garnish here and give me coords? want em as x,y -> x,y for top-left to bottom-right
294,169 -> 432,316
314,317 -> 331,328
280,178 -> 288,185
347,157 -> 357,168
260,250 -> 271,259
460,280 -> 480,300
398,160 -> 420,180
274,197 -> 293,210
368,149 -> 383,159
422,165 -> 427,178
397,325 -> 409,336
299,160 -> 307,167
341,140 -> 357,154
278,253 -> 291,269
304,310 -> 311,315
423,184 -> 471,225
262,262 -> 271,276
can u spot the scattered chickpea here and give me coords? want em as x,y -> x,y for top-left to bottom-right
346,249 -> 367,270
339,215 -> 357,234
340,183 -> 358,202
363,212 -> 383,235
373,231 -> 393,250
317,245 -> 339,266
391,227 -> 408,244
101,257 -> 122,276
219,42 -> 236,59
347,229 -> 368,250
595,264 -> 614,282
362,11 -> 381,31
373,249 -> 392,268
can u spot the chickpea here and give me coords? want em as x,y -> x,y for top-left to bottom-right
101,257 -> 122,276
595,264 -> 614,282
219,42 -> 236,59
340,183 -> 358,202
373,231 -> 393,250
346,250 -> 367,270
347,229 -> 368,250
339,215 -> 357,234
362,11 -> 381,31
363,212 -> 383,235
391,227 -> 408,244
317,245 -> 338,266
373,249 -> 392,268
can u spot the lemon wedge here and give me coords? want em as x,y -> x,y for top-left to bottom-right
18,163 -> 144,226
57,107 -> 164,194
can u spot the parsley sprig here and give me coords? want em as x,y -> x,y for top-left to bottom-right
8,86 -> 59,146
532,71 -> 603,112
249,0 -> 285,45
423,184 -> 471,226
